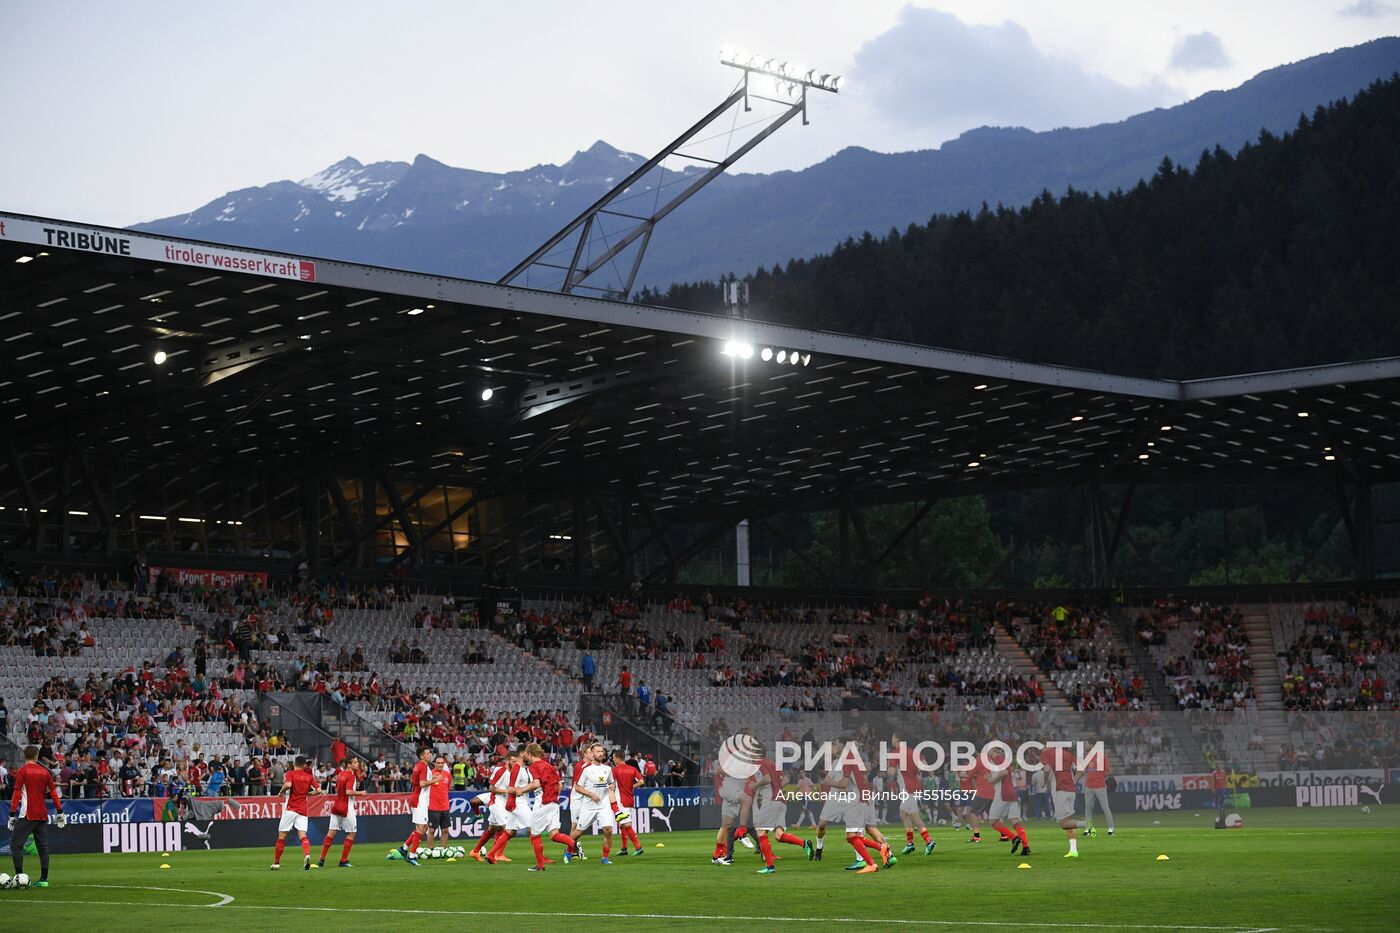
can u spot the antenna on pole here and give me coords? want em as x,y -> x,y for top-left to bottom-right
499,52 -> 841,301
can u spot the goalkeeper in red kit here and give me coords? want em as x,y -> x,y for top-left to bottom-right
8,745 -> 64,887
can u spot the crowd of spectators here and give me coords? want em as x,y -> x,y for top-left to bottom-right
1136,599 -> 1255,711
1280,601 -> 1396,711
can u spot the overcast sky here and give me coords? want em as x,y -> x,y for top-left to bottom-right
1,1 -> 1396,226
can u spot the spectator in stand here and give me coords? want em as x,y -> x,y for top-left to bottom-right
618,666 -> 632,696
581,652 -> 596,691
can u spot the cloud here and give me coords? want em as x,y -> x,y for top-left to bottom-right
1168,32 -> 1232,71
853,6 -> 1175,134
1338,0 -> 1398,17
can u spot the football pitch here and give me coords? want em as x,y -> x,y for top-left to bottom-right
4,810 -> 1397,932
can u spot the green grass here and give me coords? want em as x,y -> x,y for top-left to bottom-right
3,810 -> 1398,932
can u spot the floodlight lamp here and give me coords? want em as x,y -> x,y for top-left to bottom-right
760,347 -> 773,361
801,354 -> 812,366
829,75 -> 843,91
776,350 -> 787,364
720,46 -> 737,62
153,350 -> 167,365
722,341 -> 738,356
788,351 -> 799,365
739,343 -> 754,359
481,388 -> 494,402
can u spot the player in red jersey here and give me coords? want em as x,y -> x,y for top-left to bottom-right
567,752 -> 593,859
963,753 -> 995,842
271,755 -> 322,870
748,751 -> 813,874
1081,748 -> 1114,836
470,754 -> 513,862
424,754 -> 454,853
842,748 -> 891,874
1040,742 -> 1084,858
319,757 -> 365,868
484,749 -> 530,864
889,734 -> 935,856
985,746 -> 1031,857
391,747 -> 440,866
610,749 -> 646,857
8,744 -> 65,887
517,743 -> 580,871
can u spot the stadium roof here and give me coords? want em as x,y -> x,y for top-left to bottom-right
3,210 -> 1400,534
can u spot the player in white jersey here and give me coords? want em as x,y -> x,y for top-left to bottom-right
812,767 -> 850,862
571,742 -> 620,864
505,750 -> 539,834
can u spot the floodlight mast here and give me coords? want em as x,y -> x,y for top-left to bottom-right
498,52 -> 840,301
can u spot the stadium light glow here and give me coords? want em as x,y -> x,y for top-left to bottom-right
776,350 -> 788,364
760,347 -> 773,361
788,350 -> 800,365
153,350 -> 167,365
480,388 -> 494,401
738,343 -> 754,359
973,383 -> 988,390
1071,415 -> 1084,422
801,353 -> 812,366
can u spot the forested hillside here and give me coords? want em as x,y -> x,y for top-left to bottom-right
644,76 -> 1400,379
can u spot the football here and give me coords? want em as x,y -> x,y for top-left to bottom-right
0,873 -> 11,889
1362,805 -> 1372,814
14,873 -> 29,888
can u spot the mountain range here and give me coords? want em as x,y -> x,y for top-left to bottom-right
134,37 -> 1400,290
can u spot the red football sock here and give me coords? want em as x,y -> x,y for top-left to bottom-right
714,841 -> 726,859
471,830 -> 493,855
776,831 -> 805,847
551,831 -> 577,853
1017,825 -> 1030,848
906,830 -> 915,844
758,834 -> 775,868
626,826 -> 642,849
320,838 -> 334,863
531,835 -> 546,868
848,834 -> 875,866
733,826 -> 748,839
341,838 -> 354,862
273,839 -> 285,864
300,837 -> 311,856
993,821 -> 1015,841
405,830 -> 421,853
920,828 -> 932,843
489,832 -> 511,860
602,839 -> 611,858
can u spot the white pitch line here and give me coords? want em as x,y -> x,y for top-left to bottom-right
72,883 -> 236,906
9,890 -> 1278,932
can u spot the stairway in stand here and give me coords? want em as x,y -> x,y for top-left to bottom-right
1239,604 -> 1291,759
994,623 -> 1072,711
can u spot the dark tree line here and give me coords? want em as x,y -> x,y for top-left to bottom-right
641,75 -> 1400,379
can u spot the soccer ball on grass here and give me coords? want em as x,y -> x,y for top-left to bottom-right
0,873 -> 10,889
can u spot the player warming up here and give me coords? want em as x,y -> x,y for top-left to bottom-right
1081,748 -> 1114,836
749,747 -> 814,874
470,755 -> 513,863
424,754 -> 454,855
611,749 -> 646,856
8,744 -> 65,888
1041,742 -> 1085,858
391,747 -> 441,866
319,757 -> 365,867
572,742 -> 620,864
891,733 -> 936,855
484,750 -> 530,864
985,747 -> 1031,857
271,755 -> 322,870
518,743 -> 581,870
